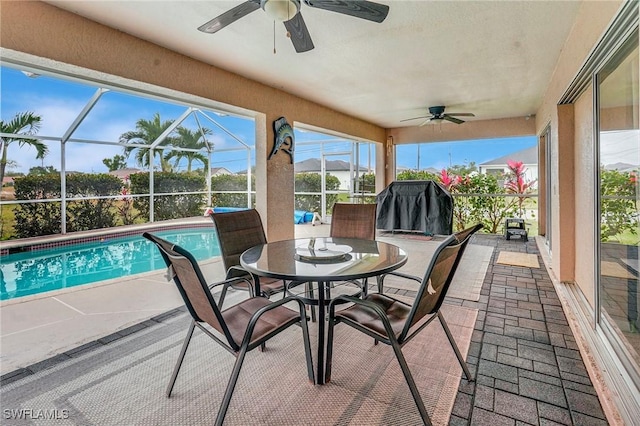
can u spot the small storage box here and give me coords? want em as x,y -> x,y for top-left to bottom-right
505,218 -> 528,241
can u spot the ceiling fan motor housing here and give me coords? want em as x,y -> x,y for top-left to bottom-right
428,106 -> 446,117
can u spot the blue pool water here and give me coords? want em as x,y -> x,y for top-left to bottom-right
0,228 -> 220,301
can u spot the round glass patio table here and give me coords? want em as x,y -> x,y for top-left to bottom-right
240,237 -> 407,384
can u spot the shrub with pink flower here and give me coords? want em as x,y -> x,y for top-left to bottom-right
504,160 -> 537,217
439,169 -> 463,191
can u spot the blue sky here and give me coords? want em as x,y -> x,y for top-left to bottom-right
1,66 -> 537,174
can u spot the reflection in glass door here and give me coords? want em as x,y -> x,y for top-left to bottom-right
597,31 -> 639,379
321,152 -> 353,219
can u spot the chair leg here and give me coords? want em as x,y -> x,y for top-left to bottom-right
218,282 -> 231,308
215,347 -> 249,426
390,340 -> 433,426
377,275 -> 385,294
437,311 -> 473,381
324,308 -> 336,383
166,320 -> 196,397
299,306 -> 315,383
307,283 -> 317,322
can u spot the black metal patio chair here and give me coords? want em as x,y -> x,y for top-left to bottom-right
294,202 -> 378,322
376,223 -> 483,294
330,202 -> 377,296
210,209 -> 287,306
143,232 -> 314,426
325,232 -> 476,426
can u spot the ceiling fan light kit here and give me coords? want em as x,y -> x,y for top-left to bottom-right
262,0 -> 300,22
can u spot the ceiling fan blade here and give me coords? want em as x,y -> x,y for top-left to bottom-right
284,13 -> 315,52
304,0 -> 389,23
418,118 -> 432,127
400,115 -> 431,122
198,0 -> 260,34
446,113 -> 475,117
443,115 -> 464,124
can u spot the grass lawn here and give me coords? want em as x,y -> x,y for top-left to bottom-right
0,203 -> 17,240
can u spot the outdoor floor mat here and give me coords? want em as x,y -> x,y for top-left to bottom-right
602,261 -> 637,279
0,304 -> 476,426
496,251 -> 540,268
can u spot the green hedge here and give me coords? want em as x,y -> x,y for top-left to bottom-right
12,173 -> 123,237
13,174 -> 62,237
66,173 -> 123,232
130,172 -> 206,220
294,173 -> 340,212
211,174 -> 253,208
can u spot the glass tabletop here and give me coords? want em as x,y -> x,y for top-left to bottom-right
240,237 -> 407,282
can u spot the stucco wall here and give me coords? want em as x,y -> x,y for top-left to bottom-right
554,104 -> 576,281
534,0 -> 623,286
574,87 -> 596,308
535,0 -> 624,133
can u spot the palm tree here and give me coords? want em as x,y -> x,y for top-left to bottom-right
166,127 -> 211,172
119,113 -> 175,172
1,112 -> 47,185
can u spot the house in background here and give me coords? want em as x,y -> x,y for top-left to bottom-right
478,145 -> 538,187
1,176 -> 15,201
294,158 -> 369,191
2,176 -> 14,188
108,168 -> 142,184
210,167 -> 233,176
604,162 -> 637,172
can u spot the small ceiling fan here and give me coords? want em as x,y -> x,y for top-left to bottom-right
401,106 -> 475,126
197,0 -> 389,53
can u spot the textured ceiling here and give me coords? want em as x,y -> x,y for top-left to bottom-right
45,0 -> 583,129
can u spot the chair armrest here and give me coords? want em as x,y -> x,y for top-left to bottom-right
285,280 -> 307,290
208,276 -> 252,291
377,271 -> 421,293
242,296 -> 308,345
328,294 -> 385,316
327,294 -> 398,340
226,265 -> 252,279
383,271 -> 422,282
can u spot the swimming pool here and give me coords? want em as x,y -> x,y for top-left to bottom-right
0,228 -> 220,301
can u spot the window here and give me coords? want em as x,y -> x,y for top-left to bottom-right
597,30 -> 639,380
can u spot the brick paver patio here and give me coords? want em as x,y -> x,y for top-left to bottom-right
447,235 -> 607,425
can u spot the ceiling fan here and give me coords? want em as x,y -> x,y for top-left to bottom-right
401,106 -> 475,126
197,0 -> 389,53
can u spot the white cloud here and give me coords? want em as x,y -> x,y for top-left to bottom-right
600,130 -> 640,167
24,96 -> 86,137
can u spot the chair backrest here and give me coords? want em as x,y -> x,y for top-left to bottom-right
454,223 -> 483,244
143,232 -> 237,348
401,234 -> 470,338
330,203 -> 377,240
210,209 -> 268,277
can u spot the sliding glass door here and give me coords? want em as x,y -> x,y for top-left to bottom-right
596,29 -> 639,381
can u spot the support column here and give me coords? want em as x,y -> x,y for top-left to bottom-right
255,113 -> 295,242
552,104 -> 576,281
538,131 -> 546,237
381,134 -> 395,189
